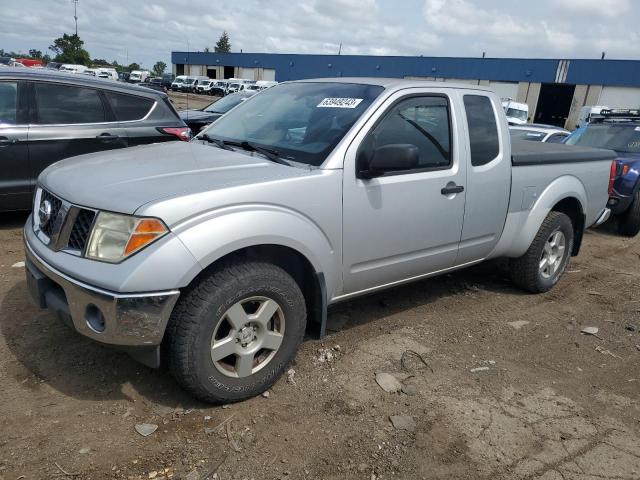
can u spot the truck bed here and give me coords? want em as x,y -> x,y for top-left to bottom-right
511,140 -> 616,166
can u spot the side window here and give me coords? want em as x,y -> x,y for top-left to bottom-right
546,133 -> 568,144
0,82 -> 18,126
35,83 -> 105,124
363,96 -> 452,170
464,95 -> 500,166
104,92 -> 154,121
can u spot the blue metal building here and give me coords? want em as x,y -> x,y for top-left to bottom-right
171,52 -> 640,128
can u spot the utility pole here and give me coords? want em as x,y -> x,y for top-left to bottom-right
338,42 -> 342,55
73,0 -> 79,36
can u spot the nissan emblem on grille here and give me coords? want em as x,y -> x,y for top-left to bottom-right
38,199 -> 53,227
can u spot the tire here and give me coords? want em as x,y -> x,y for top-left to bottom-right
618,191 -> 640,237
165,260 -> 306,403
509,211 -> 574,293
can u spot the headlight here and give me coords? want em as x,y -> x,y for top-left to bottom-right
85,212 -> 168,263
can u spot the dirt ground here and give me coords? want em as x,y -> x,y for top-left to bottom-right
1,212 -> 639,480
167,91 -> 217,112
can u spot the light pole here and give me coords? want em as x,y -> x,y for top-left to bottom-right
73,0 -> 79,36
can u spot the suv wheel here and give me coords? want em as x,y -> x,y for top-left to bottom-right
618,191 -> 640,237
165,260 -> 306,403
509,211 -> 574,293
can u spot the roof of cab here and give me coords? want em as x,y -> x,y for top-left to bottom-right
0,67 -> 168,98
293,77 -> 494,93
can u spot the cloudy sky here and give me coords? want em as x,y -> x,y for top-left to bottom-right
3,0 -> 639,68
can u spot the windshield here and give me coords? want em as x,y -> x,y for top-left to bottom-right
185,79 -> 195,84
201,81 -> 211,86
200,82 -> 384,166
566,123 -> 640,154
174,78 -> 185,84
510,129 -> 546,142
506,108 -> 528,121
204,94 -> 250,113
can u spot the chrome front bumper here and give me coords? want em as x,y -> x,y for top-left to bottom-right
25,240 -> 180,349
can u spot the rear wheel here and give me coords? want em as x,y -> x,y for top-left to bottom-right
165,260 -> 306,403
618,191 -> 640,237
509,211 -> 574,293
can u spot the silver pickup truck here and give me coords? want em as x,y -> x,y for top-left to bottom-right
24,78 -> 615,403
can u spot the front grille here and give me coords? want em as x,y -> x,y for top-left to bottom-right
39,190 -> 63,238
68,209 -> 96,251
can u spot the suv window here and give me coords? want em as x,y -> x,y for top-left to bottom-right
546,133 -> 568,144
464,95 -> 500,166
105,92 -> 154,121
364,96 -> 452,170
35,83 -> 105,124
0,82 -> 18,126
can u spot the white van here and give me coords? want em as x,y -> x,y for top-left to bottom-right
129,70 -> 150,83
225,79 -> 254,94
96,68 -> 119,81
171,75 -> 188,91
502,99 -> 529,125
246,80 -> 278,92
576,105 -> 609,129
59,64 -> 88,74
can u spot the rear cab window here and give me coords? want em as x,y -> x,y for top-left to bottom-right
464,95 -> 500,166
34,83 -> 105,124
104,92 -> 155,121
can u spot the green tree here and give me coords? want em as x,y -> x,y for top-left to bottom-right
126,62 -> 141,72
92,58 -> 111,66
152,61 -> 167,77
28,49 -> 43,59
49,33 -> 91,65
214,31 -> 231,53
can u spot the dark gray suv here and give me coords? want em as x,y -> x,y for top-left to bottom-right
0,68 -> 190,211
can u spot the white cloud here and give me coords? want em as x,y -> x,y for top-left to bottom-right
0,0 -> 638,68
553,0 -> 631,17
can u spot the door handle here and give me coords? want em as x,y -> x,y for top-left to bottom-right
441,184 -> 464,195
0,137 -> 17,147
96,133 -> 119,142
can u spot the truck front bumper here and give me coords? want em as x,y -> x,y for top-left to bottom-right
25,241 -> 180,363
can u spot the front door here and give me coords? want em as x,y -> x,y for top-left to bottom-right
0,80 -> 31,210
342,91 -> 467,294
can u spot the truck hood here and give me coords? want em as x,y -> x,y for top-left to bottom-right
39,141 -> 311,215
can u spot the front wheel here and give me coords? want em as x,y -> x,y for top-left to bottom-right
509,211 -> 574,293
165,260 -> 306,403
618,191 -> 640,237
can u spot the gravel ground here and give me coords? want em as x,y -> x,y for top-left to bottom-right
167,91 -> 217,112
1,213 -> 639,480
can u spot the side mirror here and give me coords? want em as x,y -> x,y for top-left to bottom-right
358,144 -> 419,179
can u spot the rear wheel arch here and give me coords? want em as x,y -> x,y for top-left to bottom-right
550,196 -> 585,255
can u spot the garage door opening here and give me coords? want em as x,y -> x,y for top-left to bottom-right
223,66 -> 234,79
534,83 -> 576,128
206,68 -> 217,79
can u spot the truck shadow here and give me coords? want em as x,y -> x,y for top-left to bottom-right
0,211 -> 30,231
1,260 -> 523,407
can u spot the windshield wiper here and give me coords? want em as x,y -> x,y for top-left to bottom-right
199,134 -> 235,151
224,140 -> 292,166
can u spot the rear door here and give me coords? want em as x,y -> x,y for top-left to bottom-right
456,92 -> 511,264
0,80 -> 31,210
28,81 -> 128,183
